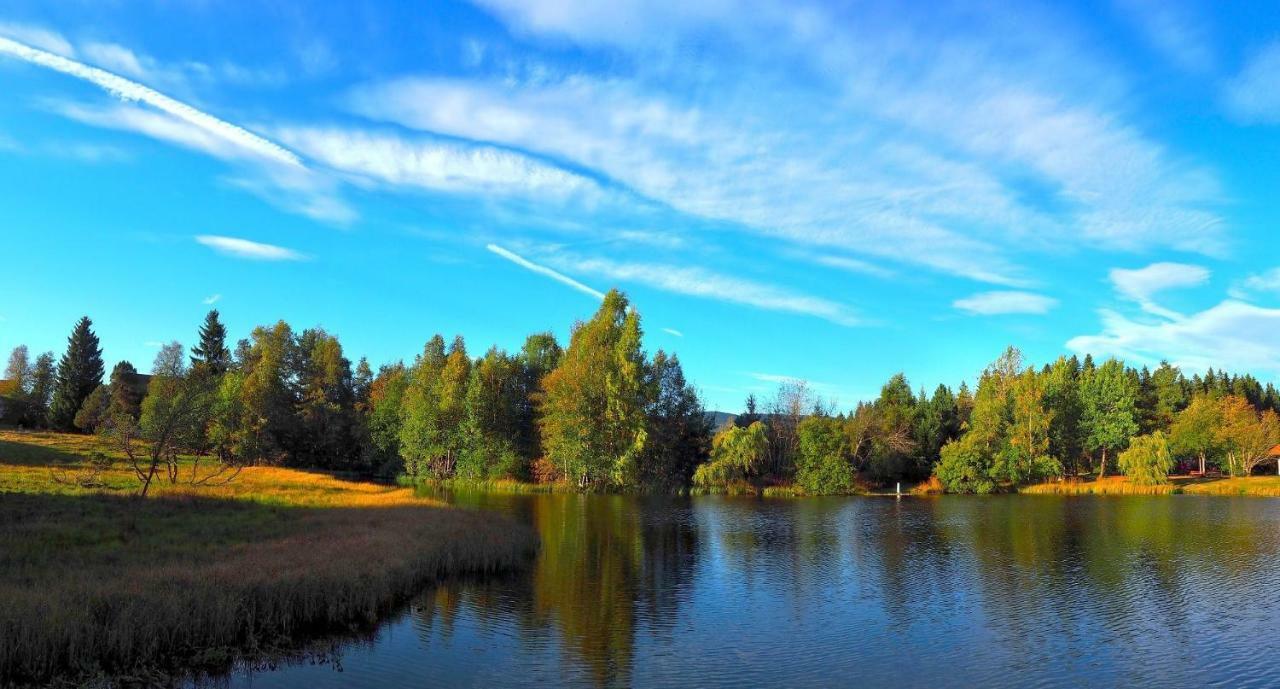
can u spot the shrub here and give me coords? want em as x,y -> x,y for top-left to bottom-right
1118,431 -> 1175,485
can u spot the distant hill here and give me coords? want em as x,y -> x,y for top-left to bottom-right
705,410 -> 736,431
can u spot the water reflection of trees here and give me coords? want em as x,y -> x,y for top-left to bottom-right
410,492 -> 1280,687
412,492 -> 698,688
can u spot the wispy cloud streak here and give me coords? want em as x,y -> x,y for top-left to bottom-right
0,36 -> 301,167
485,244 -> 606,300
196,235 -> 306,261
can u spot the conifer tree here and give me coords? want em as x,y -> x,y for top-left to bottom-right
190,309 -> 231,374
49,317 -> 105,430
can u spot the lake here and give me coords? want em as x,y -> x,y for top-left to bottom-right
203,493 -> 1280,688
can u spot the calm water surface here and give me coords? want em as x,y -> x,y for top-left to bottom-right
207,493 -> 1280,688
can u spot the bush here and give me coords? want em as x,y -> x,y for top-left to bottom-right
1118,431 -> 1174,485
934,438 -> 996,494
795,416 -> 854,494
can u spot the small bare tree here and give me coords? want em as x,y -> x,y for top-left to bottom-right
100,343 -> 240,496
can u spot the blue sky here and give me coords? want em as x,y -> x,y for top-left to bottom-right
3,0 -> 1280,411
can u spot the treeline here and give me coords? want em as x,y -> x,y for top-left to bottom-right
697,346 -> 1280,494
7,303 -> 1279,495
0,290 -> 711,491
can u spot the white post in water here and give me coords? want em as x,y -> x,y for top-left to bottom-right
896,482 -> 901,497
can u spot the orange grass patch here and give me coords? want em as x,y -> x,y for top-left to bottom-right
0,430 -> 537,686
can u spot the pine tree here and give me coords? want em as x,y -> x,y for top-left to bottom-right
190,309 -> 231,374
49,317 -> 105,431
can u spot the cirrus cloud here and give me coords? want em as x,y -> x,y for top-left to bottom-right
953,291 -> 1057,316
195,235 -> 306,261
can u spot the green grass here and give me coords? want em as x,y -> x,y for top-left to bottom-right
0,429 -> 538,687
408,476 -> 576,495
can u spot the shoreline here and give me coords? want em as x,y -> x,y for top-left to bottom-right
0,430 -> 539,687
412,473 -> 1280,499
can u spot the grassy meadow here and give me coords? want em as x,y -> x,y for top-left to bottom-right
0,429 -> 537,687
1020,474 -> 1280,496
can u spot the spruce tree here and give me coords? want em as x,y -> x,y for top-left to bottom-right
49,316 -> 106,431
190,309 -> 231,374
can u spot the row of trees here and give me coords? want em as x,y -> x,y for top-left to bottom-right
7,309 -> 1280,495
1,290 -> 712,492
694,346 -> 1280,494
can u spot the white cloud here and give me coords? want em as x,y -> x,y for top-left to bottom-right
1235,267 -> 1280,297
0,21 -> 74,57
1109,262 -> 1209,319
661,327 -> 684,337
1068,300 -> 1280,374
1224,42 -> 1280,124
808,254 -> 895,280
541,250 -> 861,326
195,235 -> 306,261
953,291 -> 1058,315
0,36 -> 302,168
443,0 -> 1225,261
80,41 -> 148,80
485,243 -> 606,300
274,126 -> 599,199
202,294 -> 222,305
349,75 -> 1031,285
1113,0 -> 1214,73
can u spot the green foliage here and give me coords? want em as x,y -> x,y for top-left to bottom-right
24,352 -> 56,427
72,384 -> 110,433
1080,358 -> 1140,476
1118,431 -> 1174,485
291,328 -> 358,470
399,335 -> 447,478
539,290 -> 648,488
1169,395 -> 1222,473
998,367 -> 1060,484
795,416 -> 854,494
935,437 -> 997,494
458,348 -> 524,480
106,361 -> 142,423
190,309 -> 231,374
635,351 -> 710,491
364,363 -> 408,475
866,373 -> 918,481
693,421 -> 768,489
49,317 -> 105,431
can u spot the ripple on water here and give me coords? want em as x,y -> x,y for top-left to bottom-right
202,494 -> 1280,689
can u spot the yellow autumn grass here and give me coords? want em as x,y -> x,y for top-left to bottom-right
1020,474 -> 1280,497
0,429 -> 537,686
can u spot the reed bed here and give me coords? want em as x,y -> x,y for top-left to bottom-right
0,430 -> 537,687
1020,475 -> 1280,497
1019,477 -> 1179,496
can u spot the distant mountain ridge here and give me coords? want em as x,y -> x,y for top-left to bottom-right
705,411 -> 736,431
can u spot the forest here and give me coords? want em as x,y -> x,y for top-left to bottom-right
4,289 -> 1280,495
1,290 -> 711,494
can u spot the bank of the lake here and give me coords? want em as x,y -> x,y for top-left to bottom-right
409,477 -> 869,498
1021,474 -> 1280,497
0,430 -> 537,687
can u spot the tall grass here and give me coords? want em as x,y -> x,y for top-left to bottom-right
0,430 -> 537,686
1020,475 -> 1280,497
1019,477 -> 1178,496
